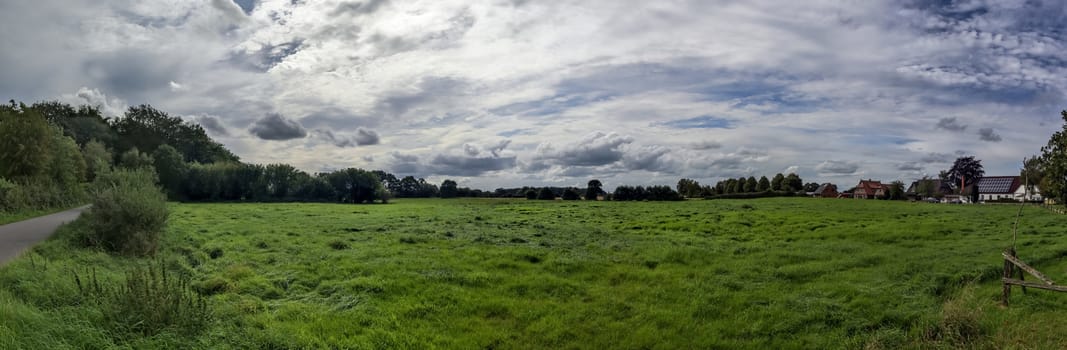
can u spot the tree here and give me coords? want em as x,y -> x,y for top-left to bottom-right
0,106 -> 54,180
744,177 -> 758,193
262,163 -> 302,199
562,188 -> 580,200
439,179 -> 458,198
585,179 -> 603,200
324,168 -> 385,204
677,178 -> 702,198
119,148 -> 155,170
784,173 -> 803,192
1020,156 -> 1044,201
112,104 -> 237,164
1040,111 -> 1067,205
537,188 -> 555,200
803,182 -> 819,193
152,144 -> 187,199
771,173 -> 785,191
525,190 -> 537,200
915,176 -> 938,199
946,156 -> 984,193
757,176 -> 770,192
888,181 -> 905,200
82,140 -> 112,182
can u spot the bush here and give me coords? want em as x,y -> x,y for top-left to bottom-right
525,190 -> 537,200
537,188 -> 556,200
83,168 -> 169,256
75,261 -> 210,337
561,188 -> 580,200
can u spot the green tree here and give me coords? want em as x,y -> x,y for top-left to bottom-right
1020,156 -> 1044,201
152,145 -> 187,199
48,128 -> 87,196
0,106 -> 54,180
757,176 -> 770,192
784,173 -> 803,192
537,188 -> 555,200
744,177 -> 758,193
120,148 -> 155,170
112,105 -> 238,164
440,179 -> 458,198
82,140 -> 112,182
586,179 -> 603,200
525,190 -> 537,200
1040,111 -> 1067,205
562,188 -> 580,200
946,156 -> 984,193
888,181 -> 905,200
771,173 -> 785,191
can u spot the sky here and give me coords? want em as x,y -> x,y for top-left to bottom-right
1,0 -> 1065,190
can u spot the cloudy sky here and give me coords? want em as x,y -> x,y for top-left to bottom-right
2,0 -> 1065,190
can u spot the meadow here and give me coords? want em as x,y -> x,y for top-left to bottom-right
2,198 -> 1067,349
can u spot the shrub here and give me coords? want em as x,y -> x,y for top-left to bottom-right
83,168 -> 169,256
75,261 -> 210,337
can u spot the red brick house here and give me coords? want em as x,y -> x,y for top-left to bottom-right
810,183 -> 838,198
853,180 -> 886,199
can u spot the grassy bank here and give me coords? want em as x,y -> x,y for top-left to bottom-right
2,198 -> 1066,348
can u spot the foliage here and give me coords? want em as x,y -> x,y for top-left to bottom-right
83,168 -> 169,256
784,173 -> 803,192
744,177 -> 758,193
119,148 -> 155,170
561,188 -> 581,200
82,140 -> 113,182
888,181 -> 906,200
0,105 -> 54,180
1039,111 -> 1067,204
1020,156 -> 1044,199
586,179 -> 603,200
946,156 -> 985,192
771,173 -> 785,191
612,185 -> 682,201
324,168 -> 387,204
677,178 -> 702,198
152,145 -> 188,199
757,176 -> 770,192
440,179 -> 459,198
31,100 -> 116,147
537,188 -> 555,200
112,105 -> 237,164
75,261 -> 210,337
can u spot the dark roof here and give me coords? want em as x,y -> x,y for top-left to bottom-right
814,183 -> 836,193
977,176 -> 1020,194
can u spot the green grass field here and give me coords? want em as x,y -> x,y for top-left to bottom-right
2,198 -> 1067,349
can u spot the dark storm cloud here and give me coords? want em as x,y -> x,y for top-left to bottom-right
815,160 -> 859,175
196,115 -> 230,136
621,145 -> 673,172
978,127 -> 1002,142
250,113 -> 307,140
936,117 -> 967,132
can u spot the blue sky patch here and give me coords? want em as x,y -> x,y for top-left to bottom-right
659,116 -> 734,129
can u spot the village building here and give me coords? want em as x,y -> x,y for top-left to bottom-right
809,183 -> 838,198
974,176 -> 1043,202
853,180 -> 885,199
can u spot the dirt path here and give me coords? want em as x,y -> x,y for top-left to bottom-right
0,206 -> 89,265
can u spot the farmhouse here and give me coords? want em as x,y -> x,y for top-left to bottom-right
974,176 -> 1043,202
809,183 -> 838,198
853,180 -> 885,199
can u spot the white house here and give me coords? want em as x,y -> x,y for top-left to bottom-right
975,176 -> 1042,202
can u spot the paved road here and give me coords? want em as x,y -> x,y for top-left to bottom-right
0,206 -> 89,265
